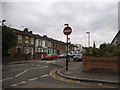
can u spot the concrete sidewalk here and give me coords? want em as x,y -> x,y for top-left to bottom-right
51,59 -> 118,84
2,59 -> 40,65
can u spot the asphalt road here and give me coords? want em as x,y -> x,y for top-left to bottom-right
2,59 -> 118,89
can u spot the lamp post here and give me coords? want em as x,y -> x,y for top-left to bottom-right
25,36 -> 29,62
2,20 -> 6,26
86,32 -> 90,47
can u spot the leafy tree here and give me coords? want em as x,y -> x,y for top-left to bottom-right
93,41 -> 96,48
92,48 -> 100,57
2,25 -> 17,56
99,43 -> 118,57
83,43 -> 118,57
99,43 -> 107,56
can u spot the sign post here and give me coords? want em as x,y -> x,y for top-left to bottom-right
63,24 -> 72,70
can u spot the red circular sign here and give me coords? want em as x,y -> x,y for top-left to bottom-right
63,26 -> 72,35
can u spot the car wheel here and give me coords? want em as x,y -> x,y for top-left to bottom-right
41,58 -> 44,60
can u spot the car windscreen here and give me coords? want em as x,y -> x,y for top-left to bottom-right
75,55 -> 80,57
47,54 -> 52,56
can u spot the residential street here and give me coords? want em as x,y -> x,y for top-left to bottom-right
2,59 -> 84,88
1,1 -> 119,90
2,59 -> 118,89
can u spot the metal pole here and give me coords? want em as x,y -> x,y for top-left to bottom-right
66,35 -> 68,70
64,24 -> 69,71
86,32 -> 90,47
88,33 -> 90,47
25,47 -> 28,62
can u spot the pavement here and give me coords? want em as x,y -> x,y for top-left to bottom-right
2,59 -> 40,65
50,58 -> 119,84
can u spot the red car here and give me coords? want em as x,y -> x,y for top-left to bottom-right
42,53 -> 59,60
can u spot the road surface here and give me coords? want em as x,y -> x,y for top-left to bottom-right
2,59 -> 118,89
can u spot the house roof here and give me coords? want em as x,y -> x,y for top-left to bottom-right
10,27 -> 69,45
34,34 -> 42,39
12,28 -> 35,38
111,30 -> 120,44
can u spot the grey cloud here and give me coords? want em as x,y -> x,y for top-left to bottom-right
2,2 -> 118,47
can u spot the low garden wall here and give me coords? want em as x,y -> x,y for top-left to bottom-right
82,56 -> 119,73
3,54 -> 32,63
34,53 -> 46,59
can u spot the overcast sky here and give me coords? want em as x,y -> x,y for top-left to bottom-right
1,0 -> 119,47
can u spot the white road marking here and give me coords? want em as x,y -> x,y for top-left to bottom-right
9,77 -> 13,79
43,66 -> 48,68
20,81 -> 26,84
7,64 -> 25,67
11,84 -> 17,87
27,67 -> 42,71
41,74 -> 49,78
1,77 -> 13,82
1,78 -> 10,82
3,65 -> 48,82
29,78 -> 38,81
27,66 -> 48,71
98,83 -> 103,86
15,70 -> 28,77
11,81 -> 26,87
31,64 -> 41,66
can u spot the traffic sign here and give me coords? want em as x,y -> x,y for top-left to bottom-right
63,26 -> 72,35
63,24 -> 72,71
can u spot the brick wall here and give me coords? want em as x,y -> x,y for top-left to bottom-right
34,53 -> 46,59
82,56 -> 119,73
3,54 -> 32,63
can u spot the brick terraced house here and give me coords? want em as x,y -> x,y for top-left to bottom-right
9,28 -> 35,59
8,27 -> 78,59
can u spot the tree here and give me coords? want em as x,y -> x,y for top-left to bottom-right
99,43 -> 118,57
93,41 -> 96,48
83,43 -> 118,57
92,48 -> 100,57
2,25 -> 17,56
99,43 -> 107,56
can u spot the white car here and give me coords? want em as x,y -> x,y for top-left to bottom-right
58,53 -> 66,58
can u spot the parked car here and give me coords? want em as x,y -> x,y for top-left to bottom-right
58,53 -> 66,58
41,53 -> 59,60
73,54 -> 82,62
68,53 -> 74,58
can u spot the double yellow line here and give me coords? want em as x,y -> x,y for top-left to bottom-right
49,69 -> 117,88
50,69 -> 77,83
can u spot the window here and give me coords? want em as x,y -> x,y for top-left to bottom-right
37,48 -> 42,53
31,38 -> 34,45
40,48 -> 42,52
25,36 -> 29,44
18,35 -> 22,43
38,39 -> 42,46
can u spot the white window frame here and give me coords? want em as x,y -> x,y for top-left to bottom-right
31,38 -> 34,45
18,35 -> 22,43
